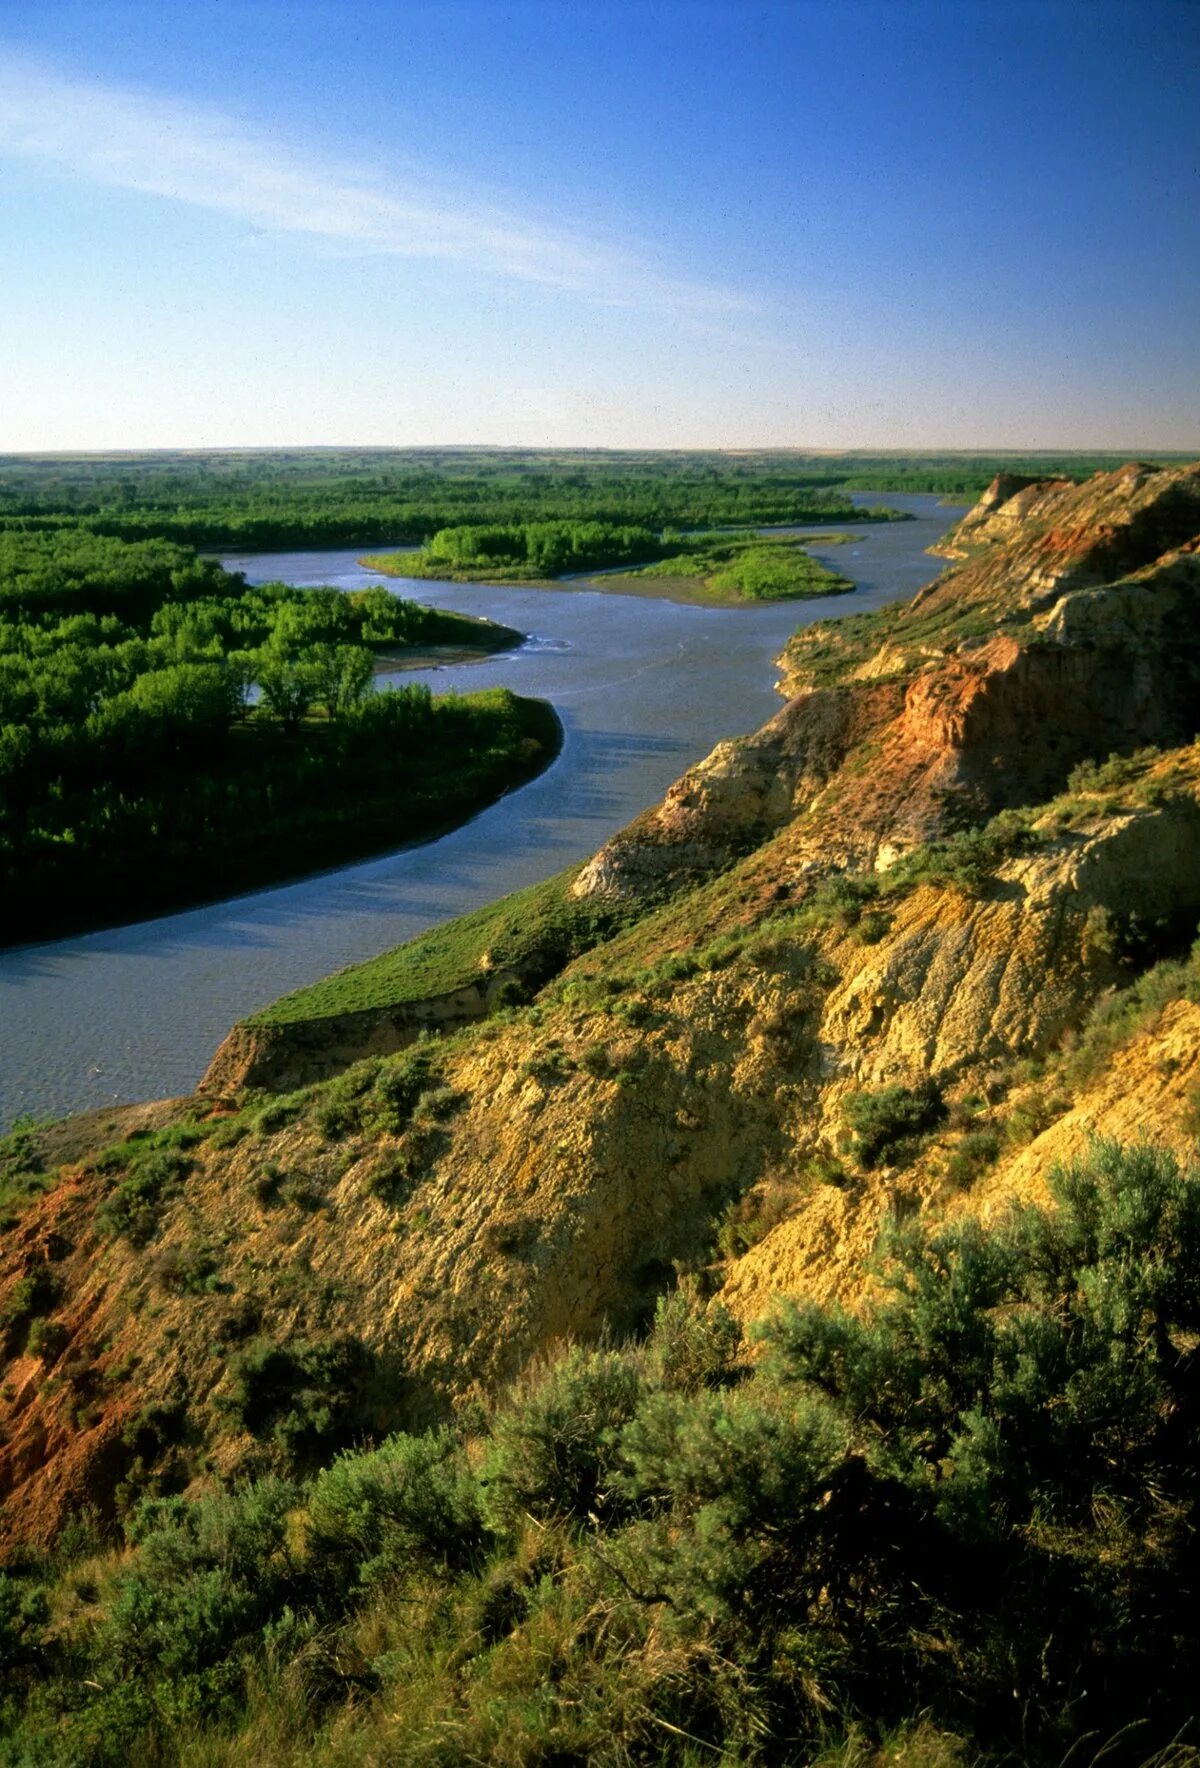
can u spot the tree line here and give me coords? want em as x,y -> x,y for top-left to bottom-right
0,456 -> 919,551
2,449 -> 1183,554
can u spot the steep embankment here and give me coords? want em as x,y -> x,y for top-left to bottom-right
3,461 -> 1200,1555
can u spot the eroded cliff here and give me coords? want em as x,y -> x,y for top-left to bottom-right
3,461 -> 1200,1554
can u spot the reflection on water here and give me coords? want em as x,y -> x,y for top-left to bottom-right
0,495 -> 966,1126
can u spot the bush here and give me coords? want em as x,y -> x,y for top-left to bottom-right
843,1081 -> 945,1168
95,1148 -> 193,1245
313,1060 -> 379,1141
102,1564 -> 261,1680
227,1334 -> 379,1464
802,871 -> 883,931
1067,746 -> 1161,795
0,1265 -> 58,1355
0,1574 -> 49,1675
769,1138 -> 1200,1523
7,1137 -> 1200,1765
482,1347 -> 644,1527
91,1485 -> 296,1711
944,1128 -> 1001,1188
616,1384 -> 848,1624
644,1288 -> 743,1394
306,1429 -> 485,1593
126,1479 -> 297,1581
26,1316 -> 69,1363
151,1240 -> 221,1295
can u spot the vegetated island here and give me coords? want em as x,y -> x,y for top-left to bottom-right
362,521 -> 858,604
0,528 -> 550,945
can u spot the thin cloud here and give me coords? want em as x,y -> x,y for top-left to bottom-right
0,49 -> 753,317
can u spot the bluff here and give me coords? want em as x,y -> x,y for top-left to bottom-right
3,461 -> 1200,1555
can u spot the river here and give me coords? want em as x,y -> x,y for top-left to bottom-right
0,493 -> 965,1128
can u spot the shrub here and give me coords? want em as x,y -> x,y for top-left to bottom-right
26,1316 -> 70,1363
0,1574 -> 49,1675
306,1429 -> 485,1593
1067,746 -> 1161,795
251,1096 -> 304,1136
96,1148 -> 193,1245
519,1043 -> 573,1084
643,1287 -> 743,1394
843,1081 -> 945,1168
102,1565 -> 261,1681
363,1152 -> 418,1205
254,1160 -> 284,1206
126,1478 -> 297,1580
579,1043 -> 619,1079
151,1240 -> 221,1295
768,1138 -> 1200,1523
893,809 -> 1040,897
0,1266 -> 59,1355
8,1137 -> 1200,1764
227,1334 -> 379,1464
314,1060 -> 379,1141
944,1128 -> 1001,1188
801,871 -> 882,931
482,1347 -> 643,1527
365,1044 -> 441,1136
616,1384 -> 848,1624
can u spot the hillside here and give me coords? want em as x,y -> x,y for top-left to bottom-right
4,460 -> 1200,1764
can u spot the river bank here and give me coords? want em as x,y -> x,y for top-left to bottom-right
0,493 -> 966,1128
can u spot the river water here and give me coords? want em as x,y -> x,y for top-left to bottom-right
0,493 -> 965,1128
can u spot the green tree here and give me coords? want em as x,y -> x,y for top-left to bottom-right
312,643 -> 374,717
255,651 -> 323,730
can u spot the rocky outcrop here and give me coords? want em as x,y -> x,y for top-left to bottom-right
575,571 -> 1200,909
931,460 -> 1198,569
781,461 -> 1200,700
915,461 -> 1200,624
570,679 -> 904,902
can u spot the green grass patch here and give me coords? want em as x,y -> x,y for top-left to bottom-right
615,530 -> 856,601
252,868 -> 643,1027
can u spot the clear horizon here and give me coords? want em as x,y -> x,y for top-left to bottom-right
2,0 -> 1198,452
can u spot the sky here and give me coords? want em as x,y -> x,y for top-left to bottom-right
0,0 -> 1197,451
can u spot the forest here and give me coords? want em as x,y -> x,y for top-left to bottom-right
0,528 -> 550,944
3,447 -> 1170,554
0,462 -> 902,552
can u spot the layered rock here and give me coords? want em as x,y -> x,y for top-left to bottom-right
578,466 -> 1200,903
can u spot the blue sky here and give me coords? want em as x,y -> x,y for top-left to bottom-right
1,0 -> 1197,450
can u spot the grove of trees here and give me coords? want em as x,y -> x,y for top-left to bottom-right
0,530 -> 551,943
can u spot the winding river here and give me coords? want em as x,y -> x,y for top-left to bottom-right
0,493 -> 965,1128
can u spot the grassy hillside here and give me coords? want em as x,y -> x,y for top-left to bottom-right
5,1138 -> 1200,1765
4,461 -> 1200,1764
